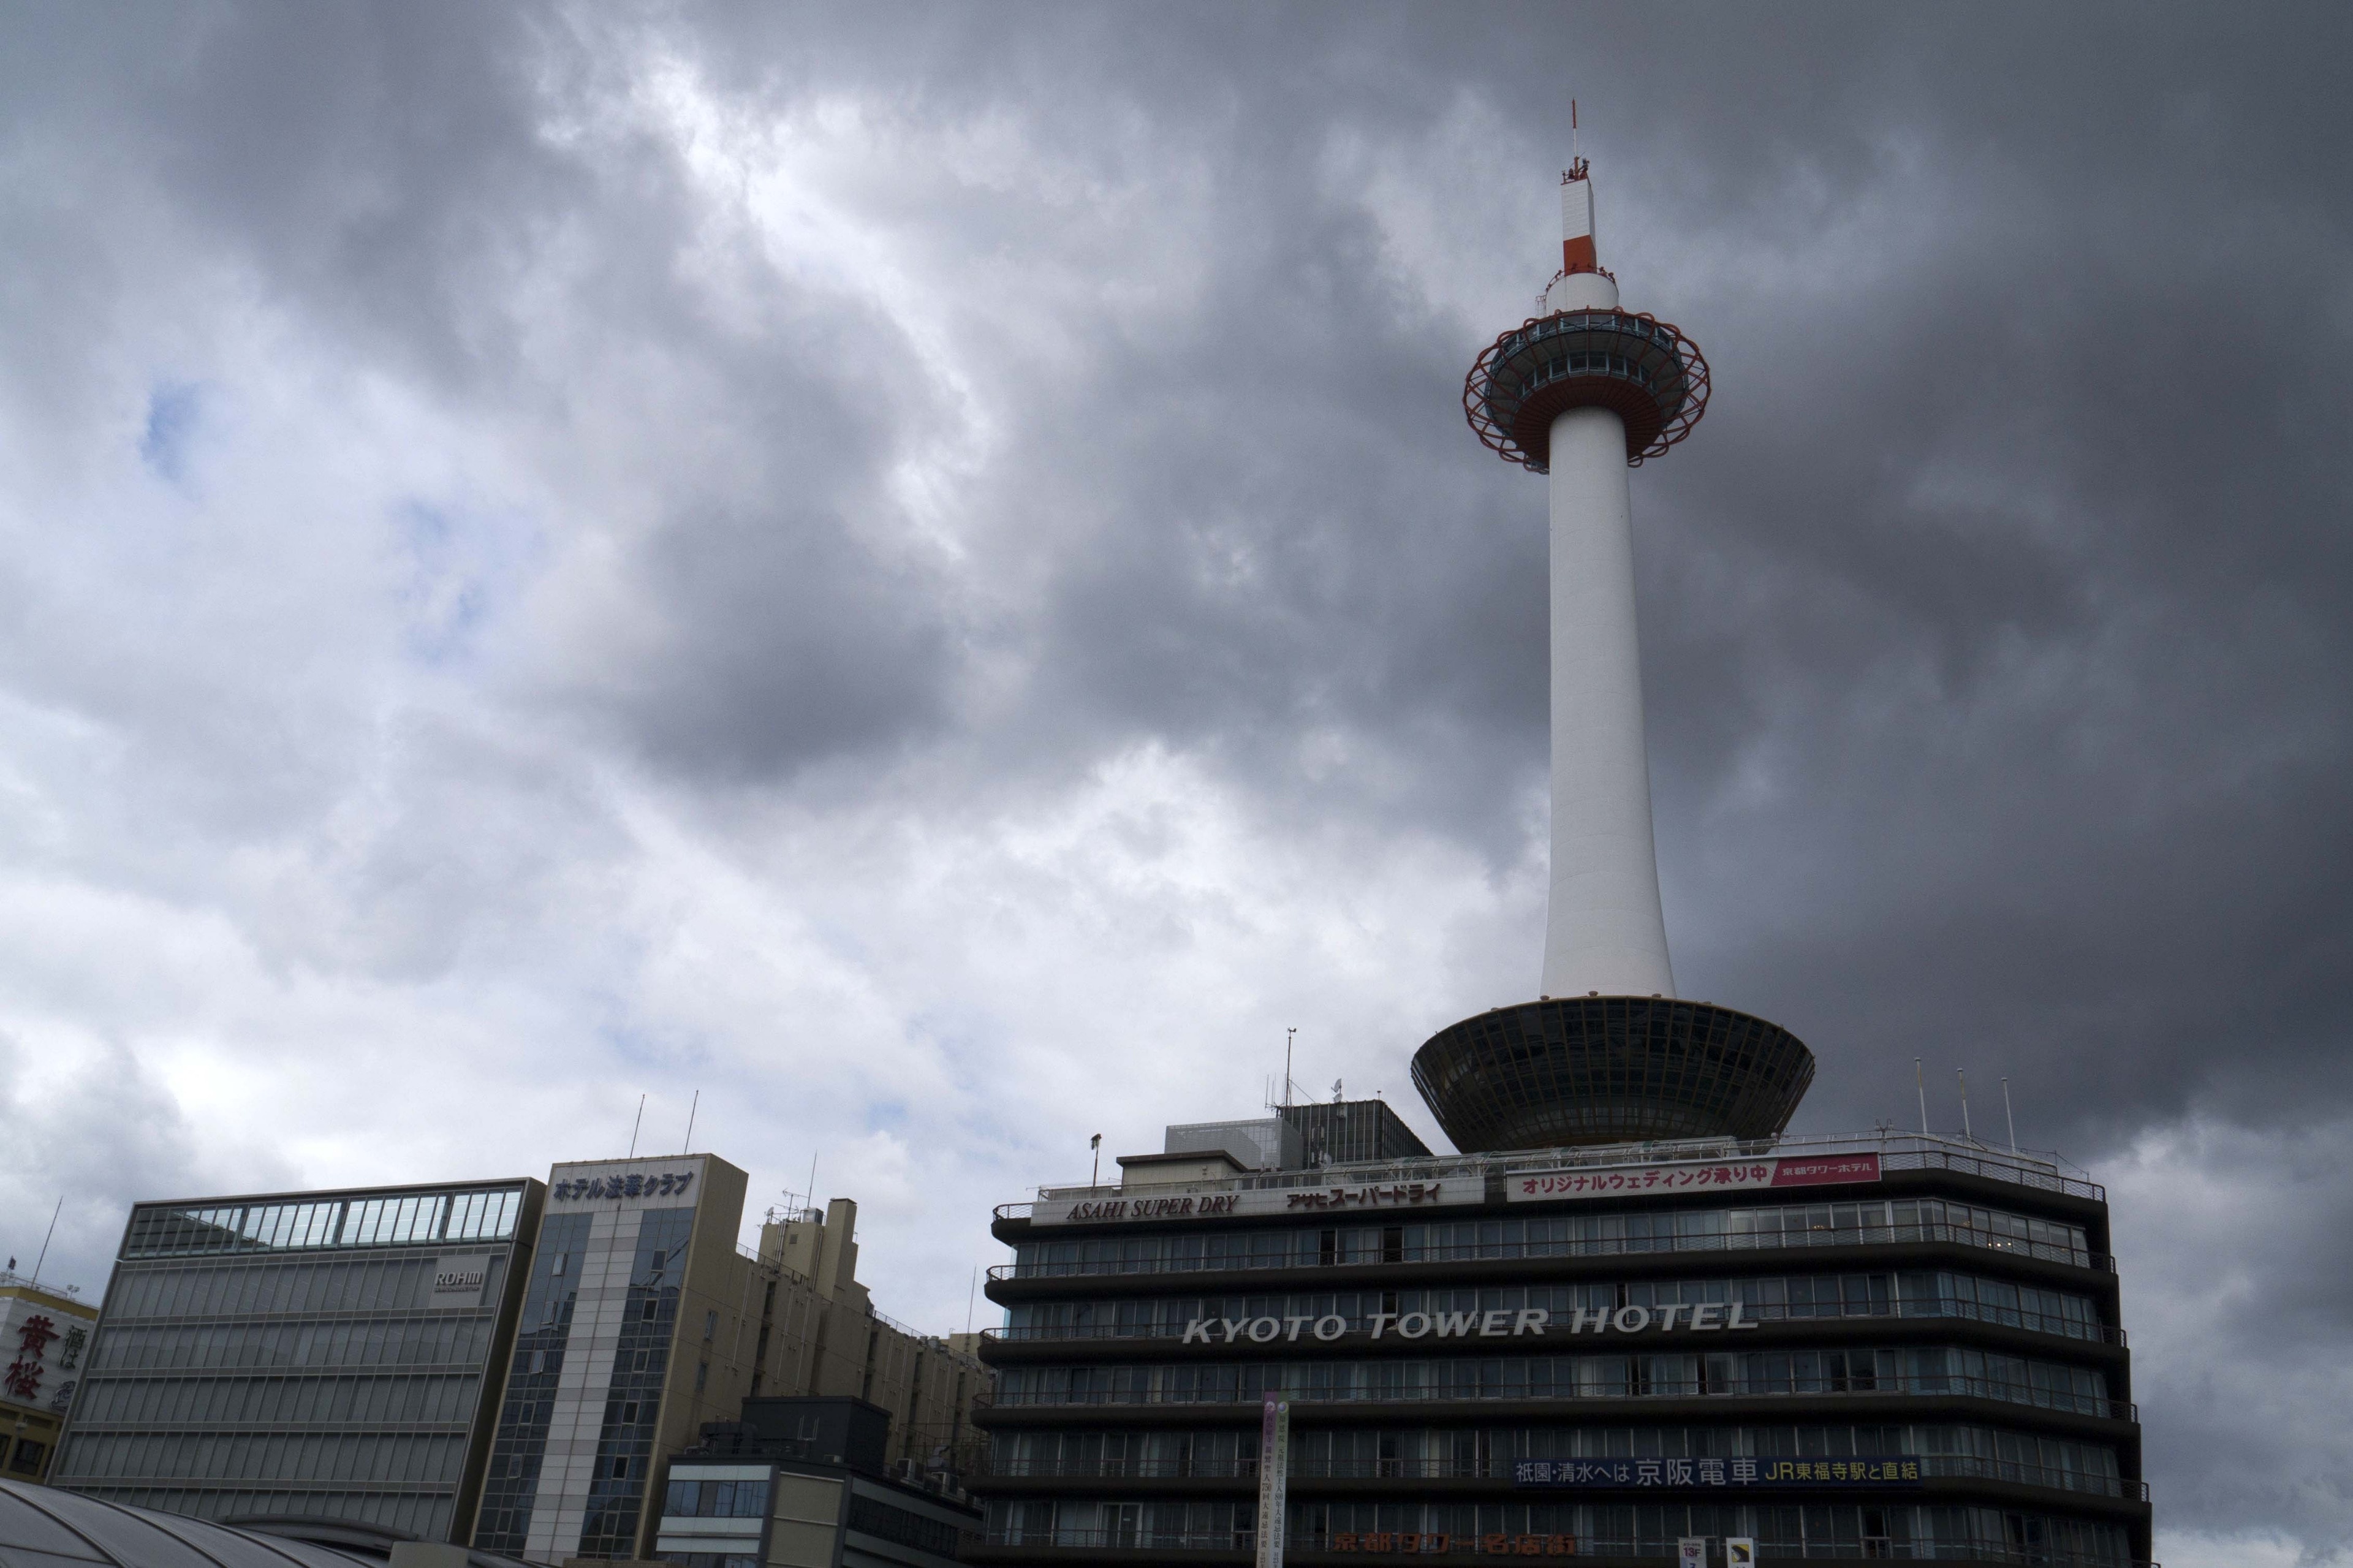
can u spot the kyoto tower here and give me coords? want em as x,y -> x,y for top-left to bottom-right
1409,160 -> 1816,1151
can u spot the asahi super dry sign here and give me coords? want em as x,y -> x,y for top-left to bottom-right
1031,1181 -> 1478,1227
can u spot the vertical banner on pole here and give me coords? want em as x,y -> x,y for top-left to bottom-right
1677,1539 -> 1705,1567
1256,1395 -> 1290,1568
1727,1539 -> 1757,1566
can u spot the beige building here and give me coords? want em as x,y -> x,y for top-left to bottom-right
2,1273 -> 100,1485
469,1159 -> 987,1562
748,1202 -> 988,1479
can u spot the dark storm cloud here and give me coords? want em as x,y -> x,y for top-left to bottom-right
4,1 -> 2350,1553
623,504 -> 955,779
0,2 -> 969,779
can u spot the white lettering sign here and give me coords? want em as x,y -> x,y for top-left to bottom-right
428,1253 -> 493,1306
551,1170 -> 697,1203
1031,1180 -> 1481,1227
1509,1153 -> 1881,1202
1178,1302 -> 1760,1344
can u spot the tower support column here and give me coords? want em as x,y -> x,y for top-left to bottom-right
1543,404 -> 1675,999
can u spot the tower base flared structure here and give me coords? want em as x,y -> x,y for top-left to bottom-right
1411,995 -> 1816,1153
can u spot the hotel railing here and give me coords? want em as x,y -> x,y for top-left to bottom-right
990,1222 -> 2114,1281
985,1298 -> 2123,1347
979,1530 -> 2156,1563
976,1376 -> 2135,1423
971,1452 -> 2147,1500
997,1131 -> 2104,1223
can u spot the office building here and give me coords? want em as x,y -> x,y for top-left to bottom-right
655,1395 -> 980,1568
963,162 -> 2150,1566
471,1155 -> 756,1563
751,1203 -> 988,1482
4,1271 -> 100,1483
39,1151 -> 985,1561
49,1179 -> 541,1539
1279,1100 -> 1431,1168
471,1160 -> 989,1563
974,1129 -> 2142,1563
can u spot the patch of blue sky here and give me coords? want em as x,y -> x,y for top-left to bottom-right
138,381 -> 203,484
395,496 -> 541,668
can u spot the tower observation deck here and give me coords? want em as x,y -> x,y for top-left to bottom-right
1414,164 -> 1814,1151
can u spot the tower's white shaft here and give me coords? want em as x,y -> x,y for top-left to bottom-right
1542,403 -> 1676,999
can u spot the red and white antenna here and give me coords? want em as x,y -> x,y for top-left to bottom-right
1559,101 -> 1594,273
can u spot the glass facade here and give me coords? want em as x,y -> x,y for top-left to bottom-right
51,1179 -> 539,1542
970,1141 -> 2150,1566
989,1498 -> 2128,1562
1278,1100 -> 1432,1165
469,1154 -> 749,1565
1002,1195 -> 2099,1278
989,1422 -> 2132,1498
472,1207 -> 693,1557
1001,1268 -> 2113,1345
990,1344 -> 2118,1417
123,1189 -> 522,1260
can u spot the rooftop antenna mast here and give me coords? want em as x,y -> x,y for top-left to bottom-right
1957,1070 -> 1972,1142
2002,1077 -> 2019,1154
627,1094 -> 645,1158
1284,1027 -> 1297,1108
1915,1058 -> 1929,1134
30,1195 -> 62,1287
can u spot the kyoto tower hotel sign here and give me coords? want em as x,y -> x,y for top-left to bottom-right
1415,164 -> 1816,1153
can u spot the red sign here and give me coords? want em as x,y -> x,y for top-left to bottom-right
3,1314 -> 58,1402
1771,1154 -> 1882,1187
1510,1152 -> 1881,1203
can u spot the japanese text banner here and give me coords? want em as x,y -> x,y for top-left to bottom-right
1508,1153 -> 1881,1202
1514,1455 -> 1922,1488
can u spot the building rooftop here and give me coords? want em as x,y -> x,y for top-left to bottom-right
1002,1128 -> 2101,1216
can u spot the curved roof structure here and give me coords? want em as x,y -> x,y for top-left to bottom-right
0,1482 -> 535,1568
1411,996 -> 1815,1151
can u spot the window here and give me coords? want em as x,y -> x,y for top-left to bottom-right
643,1298 -> 660,1321
8,1439 -> 44,1474
704,1309 -> 718,1341
695,1361 -> 709,1392
666,1478 -> 771,1518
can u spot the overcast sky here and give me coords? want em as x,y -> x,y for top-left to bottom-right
2,4 -> 2347,1561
